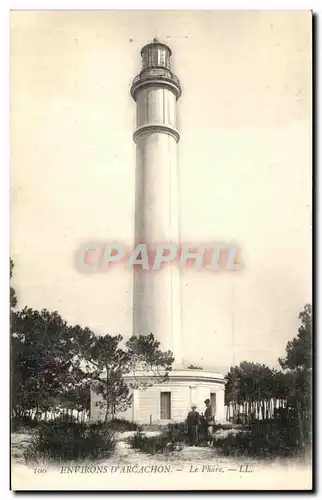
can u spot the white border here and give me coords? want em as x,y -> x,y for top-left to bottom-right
2,2 -> 318,499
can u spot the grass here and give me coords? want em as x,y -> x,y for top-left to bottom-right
213,419 -> 310,459
11,415 -> 40,433
129,422 -> 191,454
129,419 -> 311,460
130,432 -> 170,454
13,416 -> 139,464
108,418 -> 139,432
23,420 -> 116,464
13,413 -> 311,462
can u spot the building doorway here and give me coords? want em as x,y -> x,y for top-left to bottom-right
160,392 -> 171,420
210,393 -> 217,418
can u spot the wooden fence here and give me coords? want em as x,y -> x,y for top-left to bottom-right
14,399 -> 291,425
14,408 -> 90,423
225,399 -> 288,423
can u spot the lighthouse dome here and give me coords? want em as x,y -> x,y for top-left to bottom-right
141,39 -> 172,70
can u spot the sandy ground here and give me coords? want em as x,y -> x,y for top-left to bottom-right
11,429 -> 311,468
11,429 -> 239,469
11,431 -> 312,491
11,432 -> 35,464
10,424 -> 243,466
113,440 -> 229,466
11,430 -> 219,466
9,429 -> 279,467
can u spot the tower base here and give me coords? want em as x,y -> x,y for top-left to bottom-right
90,369 -> 226,424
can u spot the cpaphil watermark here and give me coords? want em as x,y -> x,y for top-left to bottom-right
74,242 -> 243,272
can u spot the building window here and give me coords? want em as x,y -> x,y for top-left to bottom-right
160,392 -> 171,420
159,50 -> 165,67
142,47 -> 170,70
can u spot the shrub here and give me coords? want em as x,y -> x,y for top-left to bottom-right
108,418 -> 138,432
130,422 -> 188,454
129,431 -> 170,454
213,420 -> 302,458
11,415 -> 39,433
166,422 -> 187,443
24,421 -> 115,463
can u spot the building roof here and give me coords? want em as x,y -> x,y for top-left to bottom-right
140,39 -> 172,57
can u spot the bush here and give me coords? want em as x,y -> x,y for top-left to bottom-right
166,422 -> 187,443
24,421 -> 116,463
213,420 -> 302,458
130,431 -> 170,454
11,415 -> 39,433
130,422 -> 188,454
108,418 -> 138,432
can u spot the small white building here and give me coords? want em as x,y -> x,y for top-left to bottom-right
90,369 -> 226,424
90,39 -> 226,424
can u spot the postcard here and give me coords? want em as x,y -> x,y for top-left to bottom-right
10,10 -> 312,491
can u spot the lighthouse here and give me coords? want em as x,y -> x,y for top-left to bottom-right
131,38 -> 183,365
91,39 -> 226,424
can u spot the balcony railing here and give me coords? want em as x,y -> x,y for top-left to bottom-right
131,70 -> 180,87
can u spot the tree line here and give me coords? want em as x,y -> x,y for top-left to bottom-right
10,260 -> 174,423
11,259 -> 312,434
225,303 -> 312,439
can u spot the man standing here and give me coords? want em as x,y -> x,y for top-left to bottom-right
187,404 -> 200,446
204,398 -> 215,446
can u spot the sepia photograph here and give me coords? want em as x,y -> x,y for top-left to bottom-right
10,9 -> 312,491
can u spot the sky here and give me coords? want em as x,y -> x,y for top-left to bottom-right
10,10 -> 312,373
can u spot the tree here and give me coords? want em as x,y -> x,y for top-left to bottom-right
11,307 -> 87,416
187,364 -> 203,370
11,306 -> 174,421
10,261 -> 174,422
279,304 -> 312,371
10,259 -> 21,415
126,333 -> 174,379
82,332 -> 174,423
10,260 -> 92,416
10,259 -> 17,309
75,330 -> 131,423
278,304 -> 312,442
225,361 -> 285,421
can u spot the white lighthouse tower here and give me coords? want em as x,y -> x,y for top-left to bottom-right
91,39 -> 226,424
131,38 -> 183,365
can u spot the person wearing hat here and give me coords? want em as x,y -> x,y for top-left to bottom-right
204,399 -> 215,446
186,404 -> 200,446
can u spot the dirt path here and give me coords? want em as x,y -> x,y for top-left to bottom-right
11,433 -> 34,464
114,438 -> 236,467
